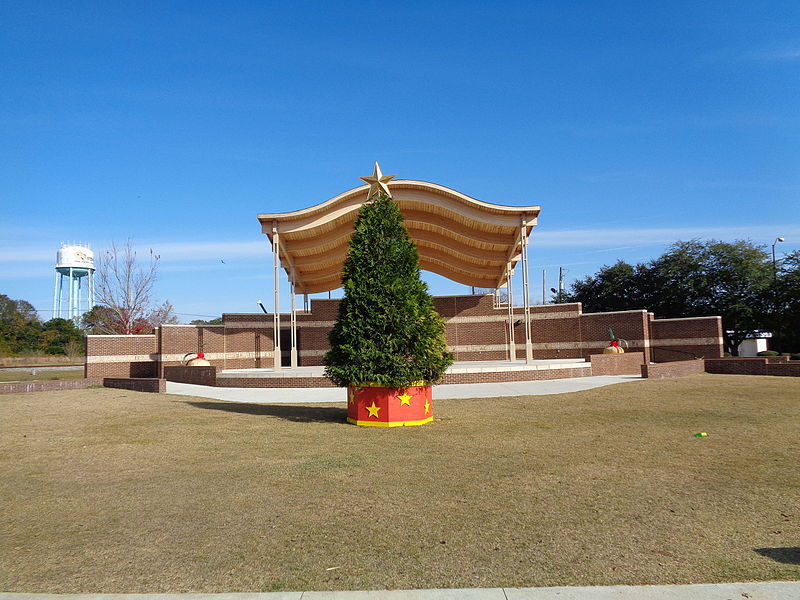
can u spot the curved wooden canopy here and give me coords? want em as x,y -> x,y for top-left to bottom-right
258,180 -> 540,294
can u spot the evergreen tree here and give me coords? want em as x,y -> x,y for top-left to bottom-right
324,192 -> 453,387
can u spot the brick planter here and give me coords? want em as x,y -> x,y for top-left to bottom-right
346,384 -> 432,427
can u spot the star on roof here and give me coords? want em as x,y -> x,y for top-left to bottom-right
359,162 -> 396,198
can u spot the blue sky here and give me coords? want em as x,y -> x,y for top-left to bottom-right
2,1 -> 798,321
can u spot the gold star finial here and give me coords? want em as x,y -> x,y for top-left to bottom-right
359,162 -> 396,198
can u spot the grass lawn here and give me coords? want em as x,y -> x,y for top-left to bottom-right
0,368 -> 85,382
1,374 -> 798,593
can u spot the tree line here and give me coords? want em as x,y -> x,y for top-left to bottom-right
562,240 -> 799,356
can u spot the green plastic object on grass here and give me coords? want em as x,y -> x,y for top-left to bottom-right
694,432 -> 708,437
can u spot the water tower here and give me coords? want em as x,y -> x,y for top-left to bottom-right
52,243 -> 96,322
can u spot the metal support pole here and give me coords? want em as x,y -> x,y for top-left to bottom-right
272,222 -> 281,370
507,263 -> 515,362
542,269 -> 547,305
521,219 -> 533,363
53,271 -> 60,319
290,275 -> 298,369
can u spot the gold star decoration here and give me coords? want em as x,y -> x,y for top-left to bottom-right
348,389 -> 355,405
398,393 -> 412,406
366,401 -> 381,418
424,400 -> 431,415
359,162 -> 396,198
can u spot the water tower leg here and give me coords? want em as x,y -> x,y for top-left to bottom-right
53,271 -> 61,319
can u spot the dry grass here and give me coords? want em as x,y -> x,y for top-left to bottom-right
0,355 -> 83,368
0,368 -> 84,382
1,373 -> 798,593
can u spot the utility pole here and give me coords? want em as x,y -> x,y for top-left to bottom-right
542,269 -> 547,304
559,267 -> 564,297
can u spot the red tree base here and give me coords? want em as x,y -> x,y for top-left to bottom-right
346,383 -> 432,427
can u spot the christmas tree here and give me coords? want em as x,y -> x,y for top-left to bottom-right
323,177 -> 453,388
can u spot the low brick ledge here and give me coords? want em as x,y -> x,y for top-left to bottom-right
642,359 -> 705,379
0,378 -> 102,394
103,378 -> 166,393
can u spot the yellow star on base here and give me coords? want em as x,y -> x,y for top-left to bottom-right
348,389 -> 355,405
359,162 -> 396,198
366,401 -> 381,418
424,400 -> 431,415
398,393 -> 412,406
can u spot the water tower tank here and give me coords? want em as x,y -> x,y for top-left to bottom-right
56,245 -> 95,276
53,243 -> 96,322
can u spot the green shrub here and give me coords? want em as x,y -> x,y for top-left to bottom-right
791,353 -> 800,361
757,351 -> 780,356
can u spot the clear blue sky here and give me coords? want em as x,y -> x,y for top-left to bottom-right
2,2 -> 798,321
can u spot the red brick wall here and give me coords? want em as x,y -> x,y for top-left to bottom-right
102,378 -> 166,393
642,360 -> 705,379
704,357 -> 768,375
579,310 -> 651,362
589,352 -> 645,376
766,362 -> 800,377
650,317 -> 723,362
163,365 -> 218,385
85,335 -> 158,378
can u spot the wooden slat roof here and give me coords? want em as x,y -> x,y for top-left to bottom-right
257,180 -> 540,294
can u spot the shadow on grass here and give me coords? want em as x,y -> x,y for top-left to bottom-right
754,547 -> 800,565
184,401 -> 347,423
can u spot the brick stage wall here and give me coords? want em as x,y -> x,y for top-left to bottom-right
84,294 -> 727,376
650,316 -> 724,362
159,324 -> 227,376
579,310 -> 650,362
641,359 -> 706,379
222,314 -> 276,369
589,352 -> 645,376
85,334 -> 158,378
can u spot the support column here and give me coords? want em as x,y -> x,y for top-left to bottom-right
272,222 -> 281,370
290,275 -> 298,369
507,263 -> 516,362
521,218 -> 533,363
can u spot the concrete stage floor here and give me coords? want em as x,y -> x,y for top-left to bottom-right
166,373 -> 644,404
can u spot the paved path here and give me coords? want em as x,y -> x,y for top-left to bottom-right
165,375 -> 643,404
3,581 -> 798,599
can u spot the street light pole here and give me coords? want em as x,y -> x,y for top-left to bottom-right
772,237 -> 785,353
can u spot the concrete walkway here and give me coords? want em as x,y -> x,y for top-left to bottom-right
3,581 -> 799,599
165,375 -> 643,404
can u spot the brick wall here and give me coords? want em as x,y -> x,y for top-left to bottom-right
704,357 -> 769,375
650,316 -> 723,362
579,310 -> 651,362
84,295 -> 727,378
0,378 -> 102,395
85,335 -> 158,378
766,362 -> 800,377
589,352 -> 645,376
642,359 -> 705,379
103,378 -> 166,393
159,324 -> 226,375
163,365 -> 218,385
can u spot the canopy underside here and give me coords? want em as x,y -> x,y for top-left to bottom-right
258,180 -> 540,294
